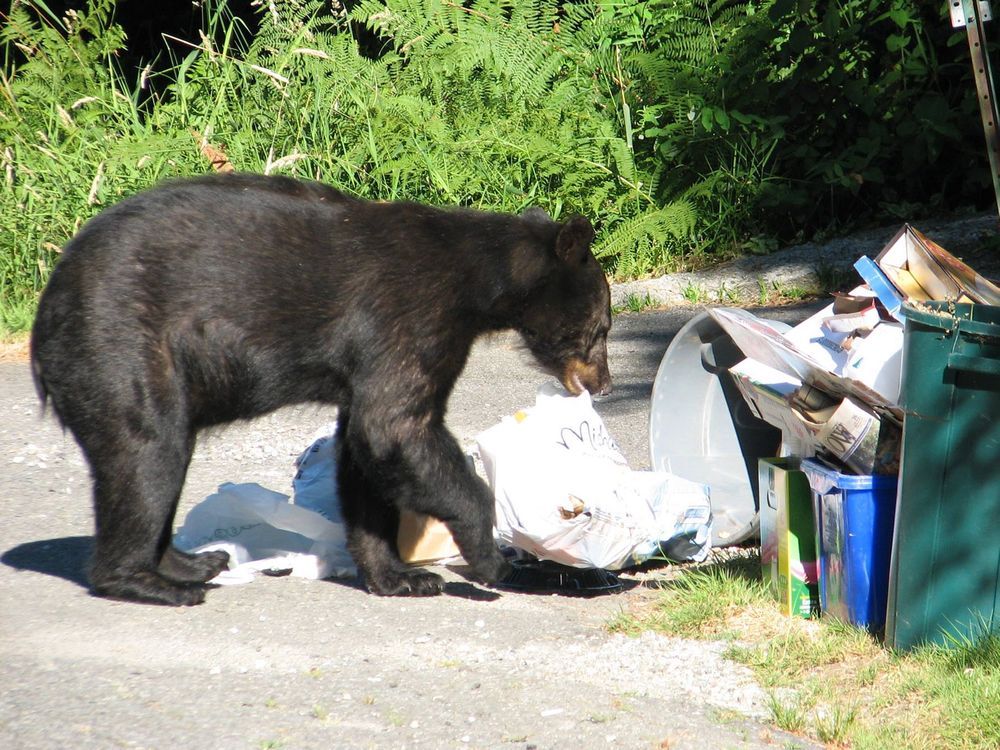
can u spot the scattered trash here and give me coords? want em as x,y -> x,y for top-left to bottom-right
710,301 -> 903,415
712,223 -> 1000,649
168,221 -> 999,642
477,385 -> 713,570
397,510 -> 462,565
289,425 -> 344,524
707,290 -> 905,477
173,482 -> 356,584
291,425 -> 462,565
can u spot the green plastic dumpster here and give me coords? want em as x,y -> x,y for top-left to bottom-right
885,301 -> 1000,651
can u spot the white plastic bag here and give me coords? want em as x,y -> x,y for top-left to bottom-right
173,482 -> 356,585
477,386 -> 712,570
291,423 -> 344,523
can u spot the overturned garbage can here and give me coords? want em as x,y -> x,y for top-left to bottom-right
886,301 -> 1000,650
650,312 -> 782,545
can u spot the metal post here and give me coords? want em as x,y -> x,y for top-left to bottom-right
953,1 -> 1000,219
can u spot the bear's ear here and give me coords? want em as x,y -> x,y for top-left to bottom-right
555,215 -> 595,264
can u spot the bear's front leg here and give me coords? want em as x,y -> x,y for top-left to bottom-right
337,426 -> 446,596
339,408 -> 510,594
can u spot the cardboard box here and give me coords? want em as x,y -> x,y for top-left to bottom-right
855,224 -> 1000,320
758,458 -> 819,617
397,510 -> 461,564
877,225 -> 1000,304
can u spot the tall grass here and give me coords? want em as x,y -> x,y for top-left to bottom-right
1,0 -> 206,334
1,0 -> 705,335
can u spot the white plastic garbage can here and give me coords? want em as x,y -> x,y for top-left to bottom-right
649,312 -> 783,545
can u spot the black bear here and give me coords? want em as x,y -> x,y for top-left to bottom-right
30,173 -> 613,606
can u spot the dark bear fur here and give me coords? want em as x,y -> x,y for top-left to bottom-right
30,173 -> 613,606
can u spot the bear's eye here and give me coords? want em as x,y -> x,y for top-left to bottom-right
587,323 -> 608,350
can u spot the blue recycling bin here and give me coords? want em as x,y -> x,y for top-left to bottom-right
801,459 -> 898,636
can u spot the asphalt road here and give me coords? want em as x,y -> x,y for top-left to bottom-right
0,304 -> 823,750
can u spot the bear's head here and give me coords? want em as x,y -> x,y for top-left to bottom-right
516,213 -> 613,397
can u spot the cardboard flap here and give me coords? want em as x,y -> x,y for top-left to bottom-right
874,224 -> 1000,306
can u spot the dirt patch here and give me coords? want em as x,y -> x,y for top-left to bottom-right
0,338 -> 29,363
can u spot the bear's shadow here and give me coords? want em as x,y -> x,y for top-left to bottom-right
0,537 -> 505,601
2,535 -> 93,588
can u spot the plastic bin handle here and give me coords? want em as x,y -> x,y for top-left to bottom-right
947,352 -> 1000,377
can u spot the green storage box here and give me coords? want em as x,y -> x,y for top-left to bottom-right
759,458 -> 819,618
886,301 -> 1000,651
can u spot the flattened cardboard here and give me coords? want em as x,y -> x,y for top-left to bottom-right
719,291 -> 904,474
708,307 -> 903,422
397,510 -> 461,564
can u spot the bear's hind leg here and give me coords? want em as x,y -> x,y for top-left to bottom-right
87,428 -> 209,606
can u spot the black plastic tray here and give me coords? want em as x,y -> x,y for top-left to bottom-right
497,559 -> 622,595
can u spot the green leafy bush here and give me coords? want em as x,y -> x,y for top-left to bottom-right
0,0 -> 203,331
631,0 -> 987,247
0,0 -> 990,334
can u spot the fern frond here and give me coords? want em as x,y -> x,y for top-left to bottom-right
594,201 -> 699,278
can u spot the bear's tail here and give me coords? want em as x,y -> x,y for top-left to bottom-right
29,347 -> 51,417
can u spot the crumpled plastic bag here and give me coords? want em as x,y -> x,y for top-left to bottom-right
290,423 -> 344,524
173,481 -> 356,585
476,385 -> 712,570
